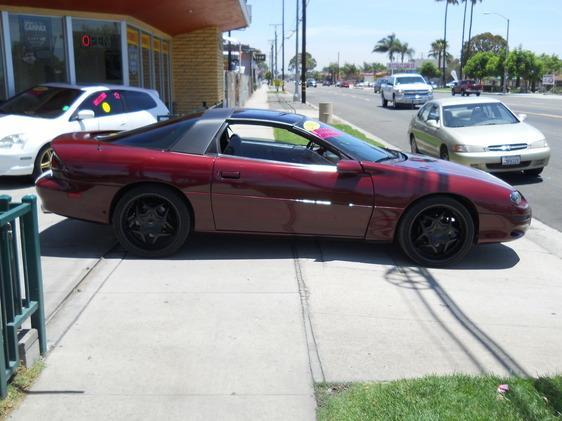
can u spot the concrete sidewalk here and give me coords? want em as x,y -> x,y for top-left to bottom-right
9,86 -> 562,421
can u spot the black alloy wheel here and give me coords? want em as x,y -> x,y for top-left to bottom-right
113,185 -> 191,258
397,197 -> 475,267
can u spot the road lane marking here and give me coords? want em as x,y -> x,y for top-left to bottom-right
514,110 -> 562,120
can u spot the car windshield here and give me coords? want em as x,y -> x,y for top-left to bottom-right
396,76 -> 426,85
0,86 -> 83,119
297,120 -> 396,162
443,102 -> 519,128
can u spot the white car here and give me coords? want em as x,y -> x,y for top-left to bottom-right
408,97 -> 550,175
381,73 -> 433,109
0,83 -> 169,178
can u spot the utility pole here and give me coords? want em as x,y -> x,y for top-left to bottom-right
337,51 -> 340,83
269,39 -> 274,83
293,0 -> 300,101
270,24 -> 281,79
483,12 -> 510,94
282,0 -> 285,91
300,0 -> 306,103
228,31 -> 232,71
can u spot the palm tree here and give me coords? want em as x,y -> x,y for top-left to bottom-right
459,0 -> 469,78
372,33 -> 401,73
398,42 -> 415,63
436,0 -> 459,85
428,39 -> 450,70
466,0 -> 483,67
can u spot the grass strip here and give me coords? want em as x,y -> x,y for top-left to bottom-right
316,374 -> 562,421
274,124 -> 385,148
0,360 -> 45,419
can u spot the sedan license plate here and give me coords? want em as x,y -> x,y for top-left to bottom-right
501,156 -> 521,166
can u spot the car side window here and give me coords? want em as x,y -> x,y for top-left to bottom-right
418,104 -> 431,120
123,91 -> 158,112
427,105 -> 439,122
78,90 -> 125,117
220,123 -> 341,166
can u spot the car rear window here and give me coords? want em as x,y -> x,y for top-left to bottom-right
123,91 -> 158,111
98,115 -> 199,151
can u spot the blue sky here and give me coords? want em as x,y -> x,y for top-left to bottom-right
233,0 -> 562,70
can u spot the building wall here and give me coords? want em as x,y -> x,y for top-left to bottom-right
172,26 -> 224,115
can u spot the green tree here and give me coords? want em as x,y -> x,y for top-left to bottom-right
288,52 -> 317,73
372,33 -> 401,64
420,62 -> 441,79
428,39 -> 452,70
322,62 -> 339,82
341,63 -> 360,80
372,62 -> 387,73
539,53 -> 562,75
462,32 -> 507,64
463,51 -> 495,79
507,48 -> 544,92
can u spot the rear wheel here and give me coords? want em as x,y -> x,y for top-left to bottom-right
112,185 -> 191,258
32,144 -> 53,180
476,92 -> 481,97
523,167 -> 543,176
452,89 -> 456,96
440,145 -> 449,161
397,196 -> 475,267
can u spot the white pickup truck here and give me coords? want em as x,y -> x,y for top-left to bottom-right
381,73 -> 433,109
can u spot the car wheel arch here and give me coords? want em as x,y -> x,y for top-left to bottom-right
395,193 -> 480,245
109,182 -> 195,227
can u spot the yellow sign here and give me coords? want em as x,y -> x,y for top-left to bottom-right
303,121 -> 320,132
127,28 -> 139,45
141,34 -> 150,49
101,102 -> 111,113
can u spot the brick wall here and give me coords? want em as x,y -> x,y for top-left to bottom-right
172,27 -> 224,115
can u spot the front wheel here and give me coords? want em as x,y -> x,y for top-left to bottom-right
32,144 -> 53,180
393,95 -> 399,109
476,92 -> 481,97
112,185 -> 191,258
397,196 -> 475,267
410,135 -> 419,153
381,94 -> 388,108
440,145 -> 450,161
452,90 -> 456,96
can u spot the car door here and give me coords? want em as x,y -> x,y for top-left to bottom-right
411,103 -> 432,153
416,104 -> 442,156
210,123 -> 375,237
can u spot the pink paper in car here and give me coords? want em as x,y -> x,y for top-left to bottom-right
93,92 -> 108,107
313,127 -> 341,139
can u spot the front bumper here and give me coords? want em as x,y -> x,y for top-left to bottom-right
395,93 -> 433,105
0,151 -> 34,176
450,147 -> 550,173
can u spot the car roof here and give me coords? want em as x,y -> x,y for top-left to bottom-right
41,82 -> 160,97
230,108 -> 307,125
431,96 -> 502,106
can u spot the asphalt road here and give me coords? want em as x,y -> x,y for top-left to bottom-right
304,85 -> 562,231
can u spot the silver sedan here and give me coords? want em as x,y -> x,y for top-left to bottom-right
408,97 -> 550,175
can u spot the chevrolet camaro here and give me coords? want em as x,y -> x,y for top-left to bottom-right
36,108 -> 531,266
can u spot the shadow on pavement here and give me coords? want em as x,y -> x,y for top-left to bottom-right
39,219 -> 116,258
498,173 -> 544,186
384,264 -> 529,377
0,176 -> 34,190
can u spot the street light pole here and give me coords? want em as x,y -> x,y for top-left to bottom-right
282,0 -> 285,91
293,0 -> 300,101
483,12 -> 510,94
301,0 -> 306,103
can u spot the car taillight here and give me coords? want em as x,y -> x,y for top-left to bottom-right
50,151 -> 62,171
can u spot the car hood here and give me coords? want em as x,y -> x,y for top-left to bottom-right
396,83 -> 431,90
444,122 -> 544,145
372,153 -> 513,190
0,114 -> 56,137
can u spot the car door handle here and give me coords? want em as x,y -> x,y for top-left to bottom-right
220,171 -> 240,179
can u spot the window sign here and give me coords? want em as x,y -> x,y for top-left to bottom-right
141,32 -> 151,88
127,27 -> 140,87
10,15 -> 67,94
0,19 -> 6,100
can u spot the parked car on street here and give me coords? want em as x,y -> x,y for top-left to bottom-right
37,108 -> 530,267
373,78 -> 388,93
306,78 -> 317,87
446,80 -> 458,88
452,80 -> 482,96
381,73 -> 433,109
408,97 -> 550,175
322,80 -> 332,86
0,83 -> 169,178
339,81 -> 351,88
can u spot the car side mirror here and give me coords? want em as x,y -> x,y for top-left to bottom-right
427,119 -> 439,128
337,159 -> 363,175
73,109 -> 95,121
518,113 -> 527,122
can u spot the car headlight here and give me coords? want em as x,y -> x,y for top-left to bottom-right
0,133 -> 28,149
452,144 -> 485,153
529,139 -> 548,149
397,88 -> 404,94
509,191 -> 522,205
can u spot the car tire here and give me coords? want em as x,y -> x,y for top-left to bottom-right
32,144 -> 53,180
381,94 -> 388,108
410,135 -> 419,153
523,167 -> 543,176
393,95 -> 399,109
397,196 -> 475,267
112,185 -> 191,258
440,145 -> 449,161
452,90 -> 456,96
476,92 -> 481,97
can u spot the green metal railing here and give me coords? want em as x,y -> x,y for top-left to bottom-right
0,195 -> 46,398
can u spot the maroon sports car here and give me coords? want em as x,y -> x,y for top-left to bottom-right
36,108 -> 531,266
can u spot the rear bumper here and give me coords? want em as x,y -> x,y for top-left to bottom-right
451,147 -> 550,173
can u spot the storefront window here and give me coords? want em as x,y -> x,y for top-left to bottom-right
0,19 -> 6,100
153,38 -> 161,95
9,14 -> 67,94
127,26 -> 140,87
141,32 -> 151,88
73,19 -> 122,84
162,41 -> 170,106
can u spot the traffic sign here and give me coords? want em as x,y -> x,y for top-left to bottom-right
542,74 -> 555,85
254,53 -> 266,62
